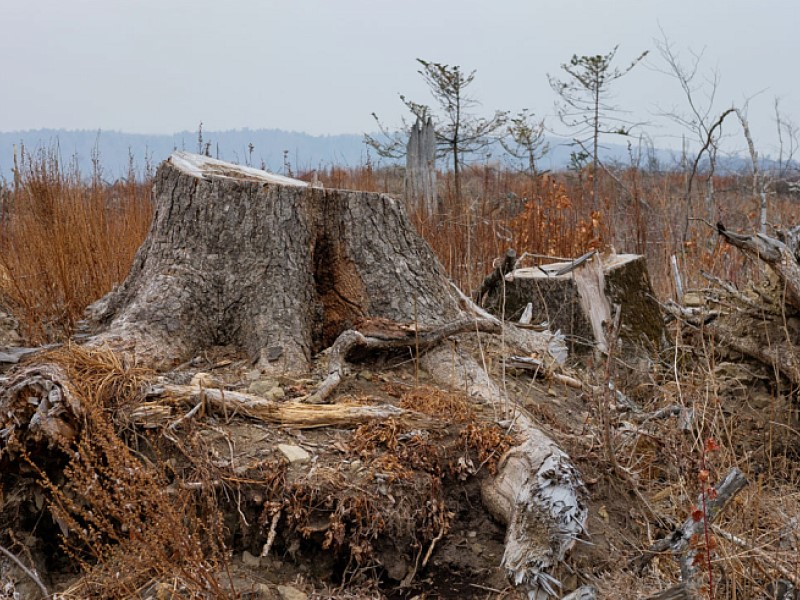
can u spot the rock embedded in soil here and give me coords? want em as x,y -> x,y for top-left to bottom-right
277,444 -> 311,464
277,585 -> 308,600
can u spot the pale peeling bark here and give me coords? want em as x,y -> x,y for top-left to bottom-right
85,152 -> 462,374
422,345 -> 588,600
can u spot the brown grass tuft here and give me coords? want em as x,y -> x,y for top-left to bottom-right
0,148 -> 152,343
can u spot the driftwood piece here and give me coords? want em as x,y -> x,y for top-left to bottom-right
308,316 -> 503,404
142,385 -> 422,430
638,468 -> 748,600
422,345 -> 588,600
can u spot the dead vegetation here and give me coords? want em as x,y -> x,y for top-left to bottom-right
2,151 -> 800,600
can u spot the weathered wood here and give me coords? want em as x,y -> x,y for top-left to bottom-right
561,586 -> 597,600
307,316 -> 503,404
422,345 -> 588,600
405,117 -> 437,216
150,385 -> 421,430
485,253 -> 663,352
83,152 -> 464,374
474,248 -> 517,304
636,468 -> 748,599
717,222 -> 800,310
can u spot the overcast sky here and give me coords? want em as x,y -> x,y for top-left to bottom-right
1,0 -> 797,156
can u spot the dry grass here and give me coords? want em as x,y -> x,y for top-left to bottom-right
0,147 -> 152,343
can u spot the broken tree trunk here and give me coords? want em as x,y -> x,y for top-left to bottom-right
422,345 -> 588,600
405,117 -> 437,217
84,152 -> 463,374
484,252 -> 664,353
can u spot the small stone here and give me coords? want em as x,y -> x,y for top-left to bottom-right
470,543 -> 484,555
466,530 -> 477,538
268,386 -> 285,400
242,550 -> 261,568
246,369 -> 262,382
249,379 -> 278,396
562,573 -> 579,590
253,584 -> 273,599
190,372 -> 215,387
358,370 -> 373,381
278,444 -> 310,464
277,585 -> 308,600
598,505 -> 609,523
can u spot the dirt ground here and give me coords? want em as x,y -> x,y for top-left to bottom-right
3,326 -> 800,599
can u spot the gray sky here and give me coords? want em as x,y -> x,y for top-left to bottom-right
1,0 -> 797,157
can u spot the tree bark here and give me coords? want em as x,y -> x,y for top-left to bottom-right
84,152 -> 463,374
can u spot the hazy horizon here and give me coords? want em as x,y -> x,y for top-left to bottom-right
2,1 -> 798,158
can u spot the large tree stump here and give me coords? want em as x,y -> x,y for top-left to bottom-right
85,152 -> 462,373
1,153 -> 588,598
483,253 -> 664,353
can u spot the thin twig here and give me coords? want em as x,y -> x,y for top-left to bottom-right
0,543 -> 49,599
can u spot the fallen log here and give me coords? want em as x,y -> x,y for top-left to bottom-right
717,223 -> 800,310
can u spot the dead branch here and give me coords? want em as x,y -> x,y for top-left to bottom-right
716,223 -> 800,310
306,316 -> 502,404
143,385 -> 425,430
473,248 -> 517,304
636,468 -> 748,598
0,543 -> 49,599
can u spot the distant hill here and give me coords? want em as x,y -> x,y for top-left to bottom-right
0,128 -> 375,180
0,128 -> 785,181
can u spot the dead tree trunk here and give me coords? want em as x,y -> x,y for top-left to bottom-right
85,152 -> 461,374
669,224 -> 800,385
404,117 -> 437,217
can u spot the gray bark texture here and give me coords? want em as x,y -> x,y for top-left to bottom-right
85,152 -> 462,373
405,117 -> 437,216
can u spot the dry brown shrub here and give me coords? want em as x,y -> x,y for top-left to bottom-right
26,346 -> 227,599
398,386 -> 475,423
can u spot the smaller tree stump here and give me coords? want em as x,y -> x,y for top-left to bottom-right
484,253 -> 663,353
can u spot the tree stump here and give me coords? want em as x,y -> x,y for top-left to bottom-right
85,152 -> 462,373
1,153 -> 588,599
483,253 -> 664,353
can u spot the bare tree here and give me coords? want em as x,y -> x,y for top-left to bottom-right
367,59 -> 507,203
775,97 -> 799,178
653,30 -> 730,227
736,107 -> 769,233
500,109 -> 550,178
548,46 -> 648,207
